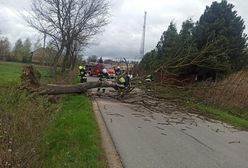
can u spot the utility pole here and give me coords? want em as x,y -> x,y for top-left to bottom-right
140,11 -> 147,57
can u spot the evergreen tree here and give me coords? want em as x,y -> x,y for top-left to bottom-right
87,55 -> 98,63
23,38 -> 32,62
177,19 -> 198,58
173,19 -> 198,74
98,57 -> 103,63
194,0 -> 247,70
0,37 -> 11,61
156,22 -> 179,60
0,37 -> 11,55
139,50 -> 157,71
139,0 -> 247,79
14,39 -> 24,62
179,19 -> 195,43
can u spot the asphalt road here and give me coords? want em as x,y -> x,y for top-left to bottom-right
88,77 -> 248,168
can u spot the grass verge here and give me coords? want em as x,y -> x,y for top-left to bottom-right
187,101 -> 248,129
0,62 -> 56,167
0,62 -> 23,86
0,61 -> 107,167
38,95 -> 107,168
151,84 -> 248,129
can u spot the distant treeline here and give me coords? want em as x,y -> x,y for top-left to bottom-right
0,37 -> 42,63
139,0 -> 248,80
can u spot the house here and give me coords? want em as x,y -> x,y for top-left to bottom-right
31,47 -> 58,65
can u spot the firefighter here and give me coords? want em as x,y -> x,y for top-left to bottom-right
97,68 -> 109,93
115,66 -> 121,76
116,72 -> 130,89
79,65 -> 87,83
145,74 -> 153,82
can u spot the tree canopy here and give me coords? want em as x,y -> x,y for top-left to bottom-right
98,57 -> 103,63
0,37 -> 11,55
25,0 -> 110,72
13,38 -> 32,63
156,22 -> 179,60
194,0 -> 247,70
139,0 -> 248,80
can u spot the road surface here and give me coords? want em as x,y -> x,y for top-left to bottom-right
89,77 -> 248,168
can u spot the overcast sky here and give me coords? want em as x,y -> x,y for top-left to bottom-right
0,0 -> 247,60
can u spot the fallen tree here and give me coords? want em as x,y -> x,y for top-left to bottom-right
39,82 -> 116,95
21,65 -> 116,95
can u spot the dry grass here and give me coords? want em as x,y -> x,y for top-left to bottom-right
193,70 -> 248,108
0,62 -> 58,167
0,86 -> 57,168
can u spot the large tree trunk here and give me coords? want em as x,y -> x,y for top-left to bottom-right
62,44 -> 71,72
52,46 -> 64,77
40,82 -> 115,95
70,50 -> 77,70
21,65 -> 115,95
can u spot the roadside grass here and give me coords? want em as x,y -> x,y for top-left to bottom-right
0,61 -> 107,167
151,84 -> 248,129
38,72 -> 107,167
0,61 -> 52,86
0,61 -> 22,86
0,86 -> 57,167
187,102 -> 248,129
38,95 -> 107,168
0,62 -> 56,167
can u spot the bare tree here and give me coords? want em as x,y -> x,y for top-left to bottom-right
0,37 -> 11,60
25,0 -> 109,73
87,55 -> 98,63
69,40 -> 86,70
104,59 -> 115,64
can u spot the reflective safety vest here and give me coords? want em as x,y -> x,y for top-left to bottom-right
80,69 -> 86,76
118,77 -> 125,84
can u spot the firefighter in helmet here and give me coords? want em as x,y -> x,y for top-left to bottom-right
97,68 -> 109,93
79,65 -> 87,83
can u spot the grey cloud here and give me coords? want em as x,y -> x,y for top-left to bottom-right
0,0 -> 247,59
0,0 -> 38,47
86,0 -> 248,59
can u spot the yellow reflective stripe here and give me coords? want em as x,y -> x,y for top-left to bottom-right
119,77 -> 125,83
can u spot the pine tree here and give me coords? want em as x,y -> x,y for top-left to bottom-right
0,37 -> 11,55
98,57 -> 103,63
179,19 -> 195,43
23,38 -> 32,62
139,50 -> 157,71
173,19 -> 198,74
156,22 -> 178,60
14,39 -> 24,62
194,0 -> 247,70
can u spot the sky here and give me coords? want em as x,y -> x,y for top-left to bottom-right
0,0 -> 247,60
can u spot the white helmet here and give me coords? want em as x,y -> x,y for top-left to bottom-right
117,66 -> 120,69
102,68 -> 107,73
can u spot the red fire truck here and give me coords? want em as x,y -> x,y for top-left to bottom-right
90,63 -> 115,78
